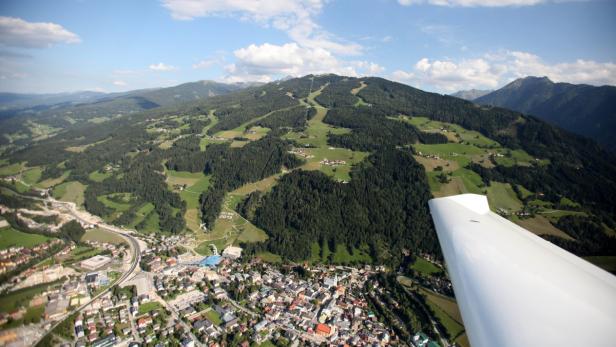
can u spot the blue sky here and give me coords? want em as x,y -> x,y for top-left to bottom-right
0,0 -> 615,93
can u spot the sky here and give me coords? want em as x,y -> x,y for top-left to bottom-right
0,0 -> 615,94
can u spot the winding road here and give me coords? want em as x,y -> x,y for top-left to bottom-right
6,187 -> 142,346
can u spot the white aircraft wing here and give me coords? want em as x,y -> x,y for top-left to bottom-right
428,194 -> 616,347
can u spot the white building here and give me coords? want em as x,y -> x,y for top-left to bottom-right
80,255 -> 112,271
222,246 -> 242,259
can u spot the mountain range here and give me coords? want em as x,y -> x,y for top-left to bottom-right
0,80 -> 252,115
1,74 -> 614,268
474,76 -> 616,151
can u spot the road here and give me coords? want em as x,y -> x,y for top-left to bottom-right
152,292 -> 204,347
8,188 -> 142,346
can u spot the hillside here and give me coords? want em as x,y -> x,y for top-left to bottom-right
475,76 -> 616,151
0,80 -> 246,154
1,74 -> 615,268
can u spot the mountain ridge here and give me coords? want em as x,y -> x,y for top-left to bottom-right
475,76 -> 616,151
450,88 -> 492,100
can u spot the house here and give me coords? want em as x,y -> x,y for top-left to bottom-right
222,312 -> 238,329
193,319 -> 207,333
315,323 -> 332,337
137,316 -> 153,329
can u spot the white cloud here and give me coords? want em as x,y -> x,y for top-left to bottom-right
398,0 -> 553,6
0,16 -> 80,48
353,61 -> 385,75
391,51 -> 616,92
113,80 -> 127,86
149,62 -> 178,71
161,0 -> 360,55
192,59 -> 217,69
222,42 -> 383,83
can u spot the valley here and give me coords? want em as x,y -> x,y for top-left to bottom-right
1,74 -> 615,347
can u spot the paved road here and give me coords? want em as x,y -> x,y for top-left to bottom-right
9,188 -> 142,346
152,292 -> 204,347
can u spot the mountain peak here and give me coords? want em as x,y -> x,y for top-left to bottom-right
508,76 -> 553,88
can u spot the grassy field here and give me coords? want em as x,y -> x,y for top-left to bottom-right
52,181 -> 86,206
204,308 -> 222,325
64,245 -> 102,265
255,252 -> 283,263
138,210 -> 160,234
65,138 -> 110,153
514,215 -> 573,240
98,193 -> 133,211
130,203 -> 154,228
430,168 -> 485,198
81,228 -> 126,245
138,302 -> 162,315
22,167 -> 42,185
411,257 -> 442,275
280,88 -> 368,181
0,162 -> 23,177
229,174 -> 281,196
0,280 -> 62,313
165,169 -> 212,233
487,181 -> 523,212
419,287 -> 468,346
88,170 -> 112,182
36,170 -> 70,189
194,187 -> 268,250
403,116 -> 499,148
0,227 -> 51,249
308,242 -> 372,264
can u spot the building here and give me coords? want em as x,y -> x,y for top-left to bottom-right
315,323 -> 332,337
80,255 -> 112,271
222,246 -> 242,259
199,255 -> 222,267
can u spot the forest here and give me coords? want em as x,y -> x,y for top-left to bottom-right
1,74 -> 615,262
242,148 -> 439,266
198,136 -> 304,228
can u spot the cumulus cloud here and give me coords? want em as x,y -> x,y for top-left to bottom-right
222,42 -> 382,83
0,16 -> 80,48
113,80 -> 127,86
149,62 -> 178,71
391,51 -> 616,92
161,0 -> 360,55
399,0 -> 550,6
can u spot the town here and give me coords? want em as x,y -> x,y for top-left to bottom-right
0,201 -> 448,347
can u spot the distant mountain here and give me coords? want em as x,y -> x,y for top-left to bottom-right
0,80 -> 246,112
450,89 -> 492,100
0,91 -> 107,110
475,76 -> 616,151
0,80 -> 248,147
129,80 -> 245,106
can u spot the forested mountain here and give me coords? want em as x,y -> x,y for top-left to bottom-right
475,76 -> 616,151
1,74 -> 615,268
0,91 -> 107,110
450,89 -> 492,100
0,80 -> 246,153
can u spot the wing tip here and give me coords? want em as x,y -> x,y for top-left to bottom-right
429,193 -> 490,215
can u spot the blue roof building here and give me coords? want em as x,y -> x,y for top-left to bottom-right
199,255 -> 222,267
